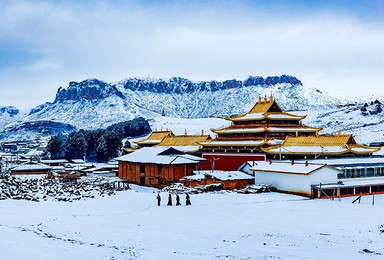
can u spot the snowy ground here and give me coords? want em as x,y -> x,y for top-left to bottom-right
1,185 -> 384,260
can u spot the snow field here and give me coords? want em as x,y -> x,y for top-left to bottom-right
1,186 -> 384,260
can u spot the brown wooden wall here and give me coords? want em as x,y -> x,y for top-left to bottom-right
118,161 -> 196,188
181,178 -> 254,190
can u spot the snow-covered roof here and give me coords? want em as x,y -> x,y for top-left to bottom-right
213,126 -> 319,134
71,159 -> 85,164
41,159 -> 69,164
11,162 -> 52,172
314,177 -> 384,189
231,112 -> 264,120
199,140 -> 266,147
250,161 -> 342,175
267,127 -> 318,132
297,157 -> 384,167
213,127 -> 265,134
135,139 -> 163,145
264,145 -> 380,155
116,147 -> 206,165
182,170 -> 254,181
24,150 -> 44,157
156,145 -> 201,153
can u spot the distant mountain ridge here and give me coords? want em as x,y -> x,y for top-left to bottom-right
115,75 -> 302,94
20,75 -> 339,129
4,74 -> 378,142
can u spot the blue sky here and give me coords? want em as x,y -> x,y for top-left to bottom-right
1,0 -> 384,110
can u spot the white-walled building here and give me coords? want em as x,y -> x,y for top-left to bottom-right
250,161 -> 341,197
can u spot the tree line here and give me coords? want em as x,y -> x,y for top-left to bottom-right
46,117 -> 151,162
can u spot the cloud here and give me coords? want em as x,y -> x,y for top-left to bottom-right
0,0 -> 384,110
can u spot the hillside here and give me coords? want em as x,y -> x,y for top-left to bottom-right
22,75 -> 341,130
2,75 -> 383,144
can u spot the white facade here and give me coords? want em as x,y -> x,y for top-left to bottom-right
251,162 -> 339,196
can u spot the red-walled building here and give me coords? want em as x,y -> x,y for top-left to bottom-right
201,152 -> 265,171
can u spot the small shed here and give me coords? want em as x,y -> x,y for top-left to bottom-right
116,147 -> 206,188
181,170 -> 255,190
250,161 -> 341,197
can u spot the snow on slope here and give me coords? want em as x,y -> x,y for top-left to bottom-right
4,75 -> 383,143
22,96 -> 159,130
1,186 -> 383,259
22,76 -> 342,130
304,101 -> 384,144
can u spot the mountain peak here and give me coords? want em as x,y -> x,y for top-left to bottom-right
54,78 -> 124,102
114,74 -> 302,94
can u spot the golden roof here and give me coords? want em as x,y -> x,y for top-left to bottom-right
283,135 -> 355,146
262,134 -> 380,155
227,98 -> 306,122
249,98 -> 281,113
135,130 -> 174,145
157,135 -> 211,147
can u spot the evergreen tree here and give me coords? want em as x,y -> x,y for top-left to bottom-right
65,131 -> 86,160
46,135 -> 65,159
47,117 -> 151,162
96,136 -> 108,162
104,131 -> 122,159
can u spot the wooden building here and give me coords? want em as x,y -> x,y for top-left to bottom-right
180,170 -> 254,190
11,162 -> 52,175
116,147 -> 205,188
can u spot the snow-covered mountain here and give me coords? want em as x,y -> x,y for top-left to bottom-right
2,75 -> 383,144
22,75 -> 341,130
0,106 -> 24,129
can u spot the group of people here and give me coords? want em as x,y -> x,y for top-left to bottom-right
157,193 -> 191,206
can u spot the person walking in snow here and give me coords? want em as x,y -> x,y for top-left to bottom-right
157,193 -> 161,206
176,194 -> 181,206
186,193 -> 191,206
167,193 -> 172,206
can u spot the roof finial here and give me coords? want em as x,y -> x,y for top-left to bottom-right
258,96 -> 261,103
270,94 -> 273,102
155,128 -> 157,132
338,130 -> 341,136
201,129 -> 204,136
166,127 -> 168,131
160,126 -> 163,131
184,128 -> 187,135
264,94 -> 267,102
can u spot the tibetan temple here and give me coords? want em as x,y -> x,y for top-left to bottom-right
199,95 -> 380,170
